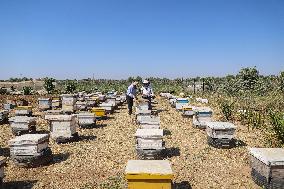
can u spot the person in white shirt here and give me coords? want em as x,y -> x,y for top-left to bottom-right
141,80 -> 154,110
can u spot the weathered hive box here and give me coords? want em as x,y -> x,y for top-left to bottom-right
136,102 -> 149,111
135,109 -> 152,124
75,101 -> 87,111
0,157 -> 6,185
45,115 -> 78,142
206,122 -> 237,148
8,134 -> 52,167
61,94 -> 76,113
169,98 -> 177,108
76,112 -> 96,127
135,129 -> 164,159
91,108 -> 106,119
98,94 -> 106,102
15,106 -> 32,116
86,97 -> 98,108
38,98 -> 51,111
182,106 -> 194,116
44,109 -> 63,115
139,116 -> 160,129
9,116 -> 37,135
120,95 -> 127,103
250,148 -> 284,188
99,102 -> 115,113
125,160 -> 173,189
0,110 -> 9,124
193,107 -> 213,129
4,103 -> 16,111
115,96 -> 123,106
51,97 -> 61,109
175,98 -> 189,111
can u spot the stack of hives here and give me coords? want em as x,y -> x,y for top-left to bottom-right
0,157 -> 6,186
91,107 -> 106,120
0,110 -> 9,124
61,94 -> 77,113
76,112 -> 96,128
14,106 -> 32,116
51,97 -> 61,109
8,116 -> 37,135
45,114 -> 78,143
3,100 -> 16,111
38,98 -> 51,111
8,134 -> 52,167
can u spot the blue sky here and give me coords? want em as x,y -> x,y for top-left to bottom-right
0,0 -> 283,79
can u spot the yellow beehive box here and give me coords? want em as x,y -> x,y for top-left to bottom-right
91,108 -> 106,118
16,106 -> 32,110
125,160 -> 173,189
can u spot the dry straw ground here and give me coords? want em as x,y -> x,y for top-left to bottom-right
0,96 -> 265,189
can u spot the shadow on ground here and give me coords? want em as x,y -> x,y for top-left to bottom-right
2,180 -> 38,189
173,181 -> 192,189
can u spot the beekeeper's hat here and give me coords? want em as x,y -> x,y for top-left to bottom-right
143,80 -> 149,84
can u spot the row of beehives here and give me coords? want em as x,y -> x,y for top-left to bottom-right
0,91 -> 128,186
161,92 -> 284,188
124,100 -> 174,189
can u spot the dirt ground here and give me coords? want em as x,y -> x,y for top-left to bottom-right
0,96 -> 266,189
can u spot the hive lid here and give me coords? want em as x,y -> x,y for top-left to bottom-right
76,112 -> 95,117
125,160 -> 173,179
45,114 -> 75,121
194,107 -> 212,113
250,148 -> 284,166
135,129 -> 163,137
9,116 -> 36,122
38,98 -> 50,101
0,156 -> 6,165
16,106 -> 32,110
60,94 -> 76,97
206,122 -> 236,129
9,134 -> 49,145
45,110 -> 63,115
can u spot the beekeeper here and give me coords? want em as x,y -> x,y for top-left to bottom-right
141,80 -> 154,110
126,81 -> 138,115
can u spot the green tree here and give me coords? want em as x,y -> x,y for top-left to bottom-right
65,80 -> 77,94
237,67 -> 259,91
44,77 -> 56,94
23,86 -> 32,95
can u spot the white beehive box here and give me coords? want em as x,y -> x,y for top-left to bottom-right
98,94 -> 106,102
135,129 -> 164,150
139,116 -> 160,129
9,134 -> 49,156
175,98 -> 189,110
206,122 -> 237,139
45,115 -> 77,140
0,157 -> 6,183
44,109 -> 63,115
99,102 -> 115,113
61,94 -> 76,112
76,112 -> 96,127
51,98 -> 61,109
15,106 -> 32,116
38,98 -> 51,111
137,102 -> 149,111
0,110 -> 9,124
182,105 -> 195,116
193,107 -> 213,129
250,148 -> 284,188
75,101 -> 87,111
9,116 -> 37,135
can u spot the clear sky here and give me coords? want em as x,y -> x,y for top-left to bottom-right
0,0 -> 283,79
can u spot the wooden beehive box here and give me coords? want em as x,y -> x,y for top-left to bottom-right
9,116 -> 37,135
0,157 -> 6,184
206,122 -> 237,139
9,134 -> 49,156
51,97 -> 61,109
182,105 -> 194,116
76,112 -> 96,127
193,107 -> 213,129
91,108 -> 106,119
139,116 -> 160,129
45,115 -> 77,141
136,101 -> 149,111
250,148 -> 284,188
135,129 -> 164,150
44,109 -> 63,115
99,102 -> 115,113
38,98 -> 51,111
61,94 -> 76,113
0,110 -> 9,124
15,106 -> 32,116
125,160 -> 173,189
75,101 -> 87,111
4,103 -> 16,111
175,98 -> 189,111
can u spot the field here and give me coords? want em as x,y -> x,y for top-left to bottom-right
0,67 -> 284,189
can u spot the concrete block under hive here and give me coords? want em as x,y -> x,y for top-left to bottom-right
205,121 -> 237,148
8,134 -> 52,167
135,129 -> 164,159
125,160 -> 173,189
15,106 -> 32,116
250,148 -> 284,188
45,114 -> 78,143
9,116 -> 37,136
193,107 -> 213,129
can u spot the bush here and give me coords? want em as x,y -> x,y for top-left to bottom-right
23,86 -> 32,95
269,111 -> 284,144
44,77 -> 56,94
